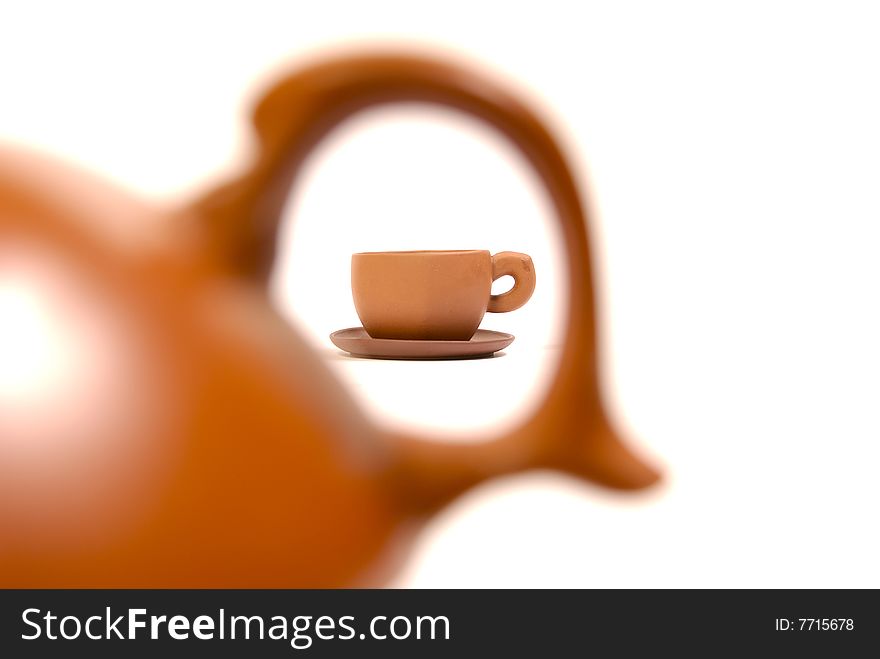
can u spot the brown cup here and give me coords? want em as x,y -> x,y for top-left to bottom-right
351,250 -> 536,340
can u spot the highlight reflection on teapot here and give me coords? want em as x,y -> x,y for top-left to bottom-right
0,51 -> 660,587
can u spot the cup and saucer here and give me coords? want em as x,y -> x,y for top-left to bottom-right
330,249 -> 535,360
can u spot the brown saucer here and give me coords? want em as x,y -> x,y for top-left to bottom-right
329,327 -> 514,360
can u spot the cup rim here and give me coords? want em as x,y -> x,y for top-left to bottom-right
352,249 -> 488,257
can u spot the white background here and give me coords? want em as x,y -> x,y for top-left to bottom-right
2,1 -> 879,587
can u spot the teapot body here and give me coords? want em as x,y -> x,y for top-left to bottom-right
0,52 -> 660,587
0,147 -> 407,586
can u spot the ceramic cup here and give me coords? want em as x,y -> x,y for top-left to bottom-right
351,250 -> 536,341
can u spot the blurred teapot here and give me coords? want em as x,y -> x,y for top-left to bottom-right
0,52 -> 659,586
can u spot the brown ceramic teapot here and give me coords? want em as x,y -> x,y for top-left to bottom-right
0,52 -> 659,587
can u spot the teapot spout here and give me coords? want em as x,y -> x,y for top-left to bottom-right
384,403 -> 660,514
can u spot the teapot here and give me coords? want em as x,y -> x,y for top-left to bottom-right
0,52 -> 659,586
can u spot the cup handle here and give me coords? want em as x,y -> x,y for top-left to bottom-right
488,252 -> 536,313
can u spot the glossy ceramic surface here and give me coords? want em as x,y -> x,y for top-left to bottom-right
0,51 -> 660,587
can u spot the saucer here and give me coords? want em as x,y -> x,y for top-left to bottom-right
329,327 -> 514,360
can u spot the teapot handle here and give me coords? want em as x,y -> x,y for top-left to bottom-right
193,52 -> 659,507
